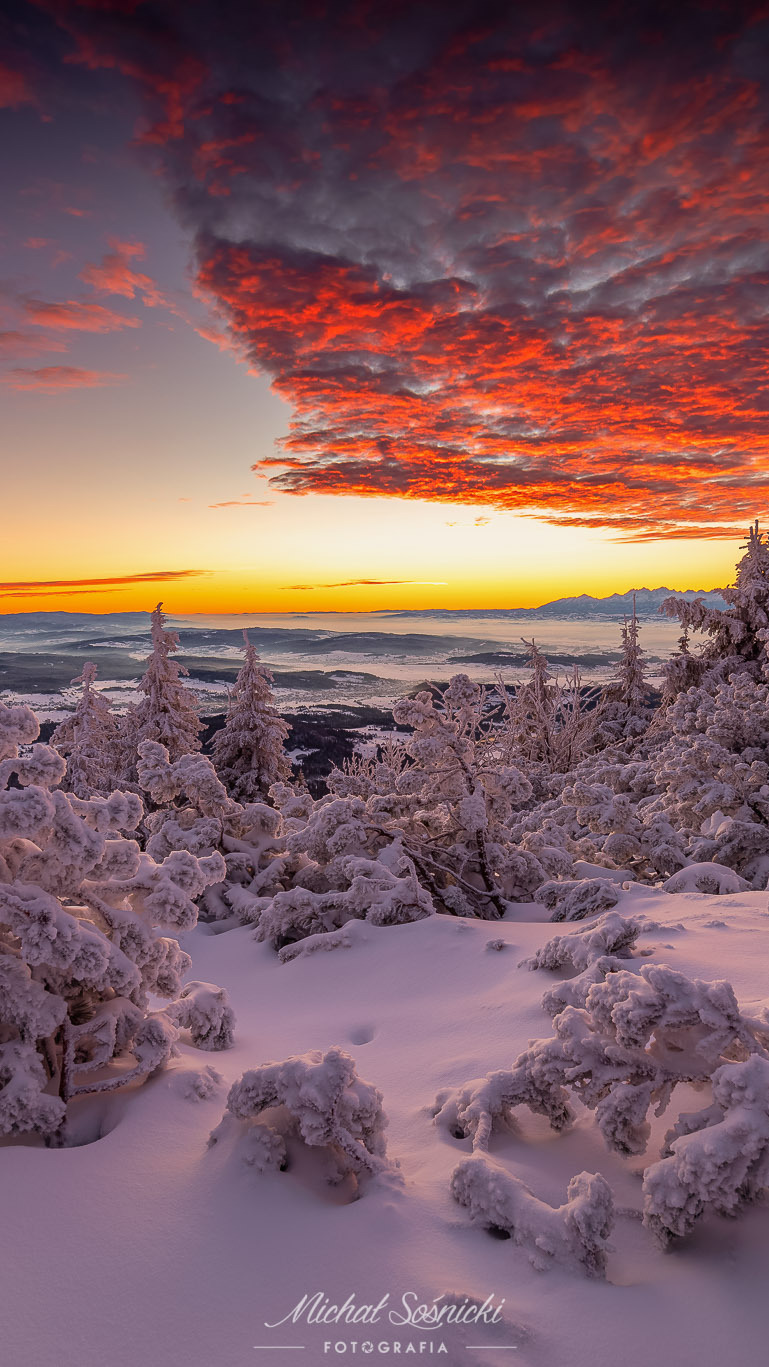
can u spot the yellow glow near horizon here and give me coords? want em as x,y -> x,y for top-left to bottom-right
0,491 -> 743,614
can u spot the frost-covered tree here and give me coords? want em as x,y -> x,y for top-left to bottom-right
209,1047 -> 391,1192
658,626 -> 702,706
509,752 -> 686,883
595,603 -> 653,744
51,663 -> 120,797
119,603 -> 202,782
662,520 -> 769,686
198,672 -> 573,941
0,701 -> 232,1143
133,739 -> 297,928
501,642 -> 599,775
211,632 -> 291,801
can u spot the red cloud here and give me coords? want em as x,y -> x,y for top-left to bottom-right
0,63 -> 34,110
24,299 -> 140,332
79,240 -> 167,307
2,366 -> 127,392
31,1 -> 769,538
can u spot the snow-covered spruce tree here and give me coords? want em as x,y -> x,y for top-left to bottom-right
208,1047 -> 392,1193
50,663 -> 121,797
0,701 -> 232,1143
119,603 -> 202,783
661,520 -> 769,689
211,631 -> 291,802
594,602 -> 654,745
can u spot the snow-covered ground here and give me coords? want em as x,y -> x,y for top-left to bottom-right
5,885 -> 768,1367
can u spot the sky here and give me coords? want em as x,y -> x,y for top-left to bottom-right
1,0 -> 768,614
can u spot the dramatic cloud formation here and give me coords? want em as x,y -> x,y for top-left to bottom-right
0,570 -> 208,597
33,0 -> 769,537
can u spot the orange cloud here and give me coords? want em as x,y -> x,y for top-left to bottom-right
208,499 -> 274,507
0,570 -> 209,599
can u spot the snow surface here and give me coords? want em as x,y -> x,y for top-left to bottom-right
3,886 -> 769,1367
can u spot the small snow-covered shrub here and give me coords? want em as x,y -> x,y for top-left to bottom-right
209,1047 -> 390,1190
451,1154 -> 614,1277
255,852 -> 434,949
432,1053 -> 574,1152
663,863 -> 750,896
521,911 -> 643,975
162,981 -> 235,1051
643,1054 -> 769,1244
522,911 -> 645,1016
437,957 -> 768,1153
535,877 -> 620,922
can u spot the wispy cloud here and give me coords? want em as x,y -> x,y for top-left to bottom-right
24,299 -> 140,333
284,579 -> 448,590
208,499 -> 274,508
0,570 -> 209,599
0,331 -> 68,358
1,366 -> 127,392
80,240 -> 168,308
0,62 -> 34,111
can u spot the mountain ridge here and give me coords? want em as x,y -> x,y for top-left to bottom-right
0,586 -> 728,628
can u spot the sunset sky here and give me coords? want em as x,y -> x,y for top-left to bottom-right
2,0 -> 768,613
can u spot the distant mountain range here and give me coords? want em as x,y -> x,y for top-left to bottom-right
382,587 -> 728,619
518,586 -> 728,617
0,587 -> 728,632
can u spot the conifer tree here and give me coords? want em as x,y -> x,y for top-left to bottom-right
211,632 -> 291,802
662,520 -> 769,681
51,663 -> 120,797
595,598 -> 652,742
120,603 -> 202,782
